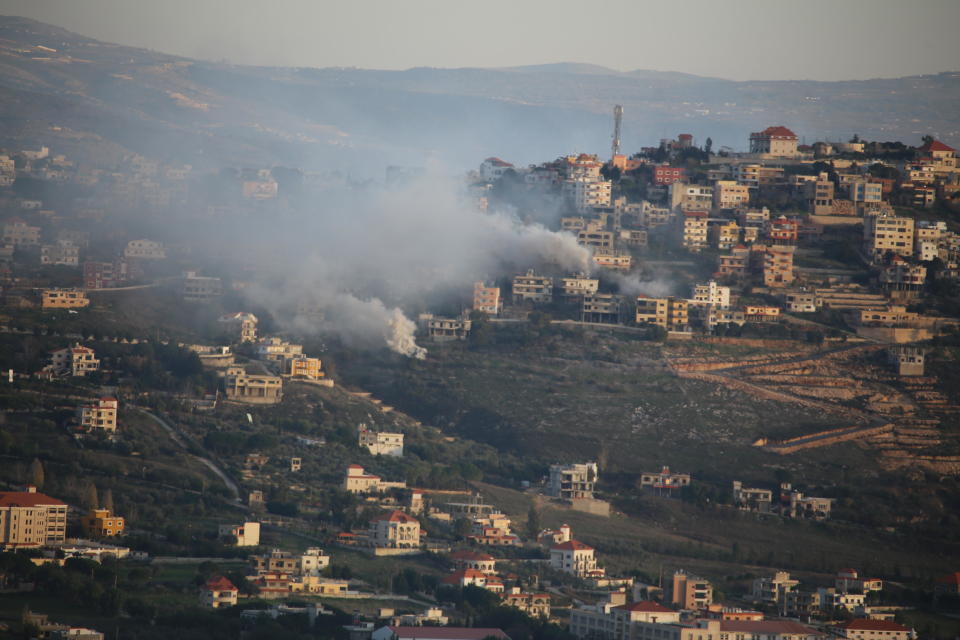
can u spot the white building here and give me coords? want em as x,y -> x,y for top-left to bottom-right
691,281 -> 730,309
123,239 -> 166,259
550,540 -> 603,577
369,510 -> 420,549
563,177 -> 612,213
219,521 -> 260,546
358,424 -> 404,457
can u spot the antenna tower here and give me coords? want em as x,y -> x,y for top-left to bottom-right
611,104 -> 623,159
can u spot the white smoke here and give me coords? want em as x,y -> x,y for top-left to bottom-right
610,272 -> 677,298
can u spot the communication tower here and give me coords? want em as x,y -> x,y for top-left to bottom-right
611,104 -> 623,160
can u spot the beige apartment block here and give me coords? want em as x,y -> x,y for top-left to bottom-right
513,269 -> 553,303
42,288 -> 90,309
473,282 -> 502,315
0,487 -> 68,547
77,397 -> 118,432
224,367 -> 282,404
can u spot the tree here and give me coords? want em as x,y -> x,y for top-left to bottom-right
526,505 -> 541,540
103,488 -> 114,513
82,482 -> 99,511
30,458 -> 44,490
704,137 -> 713,156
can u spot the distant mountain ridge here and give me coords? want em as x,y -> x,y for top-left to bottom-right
0,15 -> 957,175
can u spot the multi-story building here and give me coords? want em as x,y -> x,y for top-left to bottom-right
640,466 -> 692,494
767,216 -> 799,245
733,481 -> 774,512
77,397 -> 118,432
570,594 -> 680,640
423,314 -> 473,341
582,294 -> 622,324
473,282 -> 502,315
200,575 -> 238,608
917,139 -> 957,174
358,424 -> 404,457
46,344 -> 100,377
864,213 -> 914,259
513,270 -> 553,304
564,177 -> 612,213
83,259 -> 129,289
558,274 -> 600,300
40,241 -> 80,267
752,244 -> 795,287
784,291 -> 817,313
256,337 -> 303,362
550,540 -> 602,577
123,239 -> 166,259
671,184 -> 714,212
2,219 -> 41,246
749,126 -> 799,157
42,288 -> 90,309
713,181 -> 750,209
369,510 -> 420,549
710,220 -> 740,250
718,245 -> 751,280
450,550 -> 497,574
672,570 -> 714,610
619,228 -> 648,247
847,179 -> 883,205
636,296 -> 689,331
502,591 -> 551,618
752,571 -> 800,606
744,306 -> 781,322
218,312 -> 258,343
836,619 -> 912,640
81,509 -> 125,537
181,272 -> 223,301
834,569 -> 883,594
548,462 -> 598,499
250,547 -> 330,577
283,355 -> 325,380
343,465 -> 406,494
223,367 -> 283,404
807,173 -> 836,215
219,521 -> 260,546
577,228 -> 616,250
592,251 -> 632,270
691,281 -> 730,309
654,165 -> 686,185
0,487 -> 68,548
880,257 -> 926,297
480,157 -> 515,181
682,211 -> 709,251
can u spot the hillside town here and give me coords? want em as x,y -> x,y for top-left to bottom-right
2,114 -> 960,640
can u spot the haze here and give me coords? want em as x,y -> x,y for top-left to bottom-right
5,0 -> 960,81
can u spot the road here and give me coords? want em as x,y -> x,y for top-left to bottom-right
134,407 -> 243,507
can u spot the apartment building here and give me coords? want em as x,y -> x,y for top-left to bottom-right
619,228 -> 648,247
181,272 -> 223,301
257,337 -> 304,362
784,291 -> 817,313
123,239 -> 166,259
570,598 -> 679,640
473,282 -> 502,315
502,591 -> 551,618
77,397 -> 118,433
710,220 -> 740,250
917,139 -> 957,174
369,510 -> 420,549
713,181 -> 750,209
358,424 -> 404,457
691,281 -> 730,309
671,184 -> 714,212
836,619 -> 912,640
548,462 -> 598,499
219,521 -> 260,546
480,157 -> 515,181
223,367 -> 283,404
582,294 -> 622,324
806,173 -> 836,215
283,355 -> 325,380
0,487 -> 68,548
2,219 -> 41,246
577,228 -> 616,251
218,312 -> 258,343
718,245 -> 751,280
767,216 -> 799,245
42,288 -> 90,309
564,177 -> 612,213
752,571 -> 800,605
592,251 -> 633,270
880,257 -> 926,297
636,296 -> 689,331
752,244 -> 795,287
550,540 -> 602,577
682,211 -> 709,251
749,126 -> 799,157
513,270 -> 553,303
864,213 -> 915,259
40,241 -> 80,267
423,314 -> 473,341
654,165 -> 686,185
81,509 -> 125,537
733,481 -> 774,512
559,274 -> 600,300
46,344 -> 100,377
83,259 -> 129,289
734,164 -> 786,188
672,570 -> 714,610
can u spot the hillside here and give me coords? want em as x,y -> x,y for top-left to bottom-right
0,16 -> 959,175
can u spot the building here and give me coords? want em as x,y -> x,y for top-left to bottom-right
42,288 -> 90,309
473,282 -> 502,315
219,521 -> 261,546
2,219 -> 41,246
450,550 -> 497,574
835,569 -> 883,595
371,627 -> 509,640
551,540 -> 602,577
441,568 -> 496,591
864,214 -> 915,259
559,274 -> 600,300
767,216 -> 799,246
343,465 -> 406,494
592,251 -> 633,271
423,314 -> 473,341
714,181 -> 750,209
710,220 -> 741,250
691,281 -> 730,309
671,184 -> 714,212
548,462 -> 598,500
682,211 -> 709,251
181,272 -> 223,301
672,570 -> 713,610
284,355 -> 325,380
934,572 -> 960,595
0,487 -> 68,548
784,291 -> 817,313
835,619 -> 912,640
81,509 -> 125,537
636,296 -> 689,331
564,177 -> 612,213
749,126 -> 799,157
250,547 -> 330,577
83,259 -> 128,289
218,312 -> 258,343
917,139 -> 957,173
654,166 -> 686,185
879,257 -> 926,297
257,337 -> 304,362
734,164 -> 786,188
224,367 -> 283,404
513,270 -> 553,304
582,294 -> 623,324
200,575 -> 238,608
640,467 -> 691,495
77,397 -> 118,433
807,173 -> 836,215
369,510 -> 421,549
358,424 -> 404,457
753,245 -> 795,287
123,239 -> 166,259
752,571 -> 800,605
41,241 -> 80,267
502,591 -> 551,618
46,344 -> 100,377
578,228 -> 616,251
569,596 -> 680,640
480,157 -> 515,181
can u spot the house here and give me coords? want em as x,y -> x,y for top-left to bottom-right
473,282 -> 502,315
888,346 -> 925,376
284,355 -> 326,381
358,424 -> 404,457
250,547 -> 330,577
422,314 -> 473,341
835,619 -> 912,640
42,288 -> 90,309
200,575 -> 238,608
450,550 -> 497,574
0,486 -> 68,547
550,540 -> 603,577
257,337 -> 303,362
81,509 -> 125,537
369,510 -> 420,550
224,367 -> 282,404
570,596 -> 679,640
77,397 -> 118,433
480,157 -> 515,181
45,344 -> 100,377
441,568 -> 496,591
640,467 -> 691,495
343,465 -> 406,494
513,270 -> 553,304
123,239 -> 166,259
219,521 -> 260,546
502,590 -> 551,618
371,626 -> 509,640
218,312 -> 258,343
671,570 -> 713,610
548,462 -> 598,499
582,294 -> 623,324
917,139 -> 957,173
749,126 -> 799,157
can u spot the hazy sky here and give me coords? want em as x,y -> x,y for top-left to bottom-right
4,0 -> 960,81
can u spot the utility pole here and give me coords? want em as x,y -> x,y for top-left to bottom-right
611,105 -> 623,160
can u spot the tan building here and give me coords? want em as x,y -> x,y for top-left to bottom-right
40,241 -> 80,267
42,288 -> 90,309
370,510 -> 421,549
46,344 -> 100,377
559,274 -> 600,299
592,251 -> 633,271
692,281 -> 730,309
81,509 -> 125,537
343,465 -> 406,494
578,228 -> 616,250
682,211 -> 709,251
752,244 -> 795,287
564,177 -> 612,213
636,296 -> 689,331
423,314 -> 472,341
218,312 -> 258,343
671,184 -> 714,212
749,126 -> 799,157
807,173 -> 836,215
672,570 -> 713,610
569,597 -> 680,640
513,270 -> 553,303
640,466 -> 692,494
582,294 -> 623,324
548,462 -> 598,499
713,181 -> 750,209
0,487 -> 68,548
710,220 -> 740,250
219,521 -> 260,546
358,424 -> 404,456
450,550 -> 497,574
2,219 -> 41,246
917,139 -> 957,174
473,282 -> 502,315
250,547 -> 330,577
864,214 -> 914,259
836,619 -> 912,640
283,355 -> 325,380
77,397 -> 118,433
256,337 -> 303,362
502,591 -> 551,618
224,367 -> 283,404
200,575 -> 238,608
551,540 -> 603,577
123,239 -> 166,259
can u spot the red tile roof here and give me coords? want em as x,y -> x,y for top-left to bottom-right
759,126 -> 798,138
937,571 -> 960,585
840,619 -> 909,632
615,601 -> 674,613
385,627 -> 509,640
375,509 -> 418,523
551,540 -> 593,551
920,139 -> 955,153
450,550 -> 495,562
205,575 -> 237,591
0,491 -> 67,508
